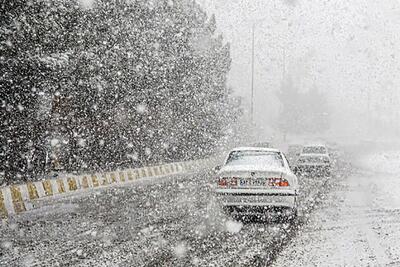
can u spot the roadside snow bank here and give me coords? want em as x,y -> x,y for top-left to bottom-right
358,151 -> 400,174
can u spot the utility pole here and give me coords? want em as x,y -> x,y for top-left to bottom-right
282,45 -> 286,79
251,23 -> 255,125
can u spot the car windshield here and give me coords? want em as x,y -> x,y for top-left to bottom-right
225,151 -> 284,168
302,146 -> 327,154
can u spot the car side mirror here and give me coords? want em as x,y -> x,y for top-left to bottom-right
214,165 -> 221,172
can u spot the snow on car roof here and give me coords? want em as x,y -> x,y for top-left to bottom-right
229,147 -> 280,153
303,144 -> 327,147
300,153 -> 330,157
220,164 -> 286,173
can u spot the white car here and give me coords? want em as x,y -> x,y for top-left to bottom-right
215,147 -> 299,219
251,141 -> 273,148
295,144 -> 332,176
300,144 -> 329,156
295,154 -> 331,176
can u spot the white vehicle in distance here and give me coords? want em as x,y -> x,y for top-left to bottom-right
251,141 -> 273,148
301,144 -> 329,156
295,144 -> 332,176
215,147 -> 299,220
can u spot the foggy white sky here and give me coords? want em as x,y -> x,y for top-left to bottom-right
198,0 -> 400,138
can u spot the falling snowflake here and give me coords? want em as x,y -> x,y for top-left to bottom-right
136,103 -> 147,114
173,242 -> 187,259
50,139 -> 59,147
225,220 -> 242,234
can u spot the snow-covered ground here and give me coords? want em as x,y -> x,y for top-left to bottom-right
0,155 -> 349,266
358,150 -> 400,175
273,150 -> 400,266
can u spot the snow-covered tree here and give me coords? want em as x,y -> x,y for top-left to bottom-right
0,0 -> 241,183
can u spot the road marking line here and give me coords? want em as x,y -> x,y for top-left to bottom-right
91,174 -> 99,187
2,187 -> 14,215
0,189 -> 9,217
19,185 -> 33,210
127,170 -> 133,181
10,185 -> 26,213
119,172 -> 126,183
67,177 -> 78,191
42,180 -> 53,196
27,182 -> 39,200
81,176 -> 89,189
101,174 -> 108,186
34,181 -> 46,197
110,172 -> 117,183
56,179 -> 66,193
86,175 -> 94,188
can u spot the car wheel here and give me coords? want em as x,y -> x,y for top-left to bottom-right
275,208 -> 297,223
222,206 -> 233,215
290,208 -> 298,219
289,198 -> 299,222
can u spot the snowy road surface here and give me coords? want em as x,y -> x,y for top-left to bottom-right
1,159 -> 348,267
273,151 -> 400,266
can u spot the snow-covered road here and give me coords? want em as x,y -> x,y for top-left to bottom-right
0,157 -> 349,266
274,151 -> 400,266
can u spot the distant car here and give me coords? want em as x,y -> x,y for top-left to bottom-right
295,153 -> 331,176
251,141 -> 273,148
215,147 -> 299,220
300,144 -> 329,156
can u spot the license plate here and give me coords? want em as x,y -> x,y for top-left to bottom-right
239,178 -> 266,187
